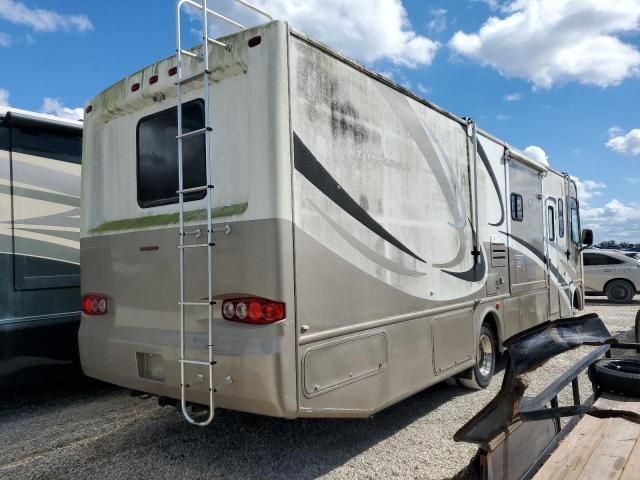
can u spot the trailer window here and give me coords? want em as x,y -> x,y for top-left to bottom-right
511,193 -> 523,222
547,206 -> 555,241
137,100 -> 206,208
12,127 -> 82,164
558,199 -> 565,238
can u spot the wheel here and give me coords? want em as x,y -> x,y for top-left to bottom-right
606,280 -> 635,304
457,324 -> 497,390
592,359 -> 640,397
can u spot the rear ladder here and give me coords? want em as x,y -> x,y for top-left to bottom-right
175,0 -> 272,426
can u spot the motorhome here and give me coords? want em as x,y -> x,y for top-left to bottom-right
0,107 -> 82,384
79,1 -> 589,424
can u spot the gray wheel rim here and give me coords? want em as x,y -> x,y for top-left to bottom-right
611,284 -> 629,300
478,334 -> 494,378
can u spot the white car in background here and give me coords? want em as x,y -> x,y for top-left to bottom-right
583,249 -> 640,303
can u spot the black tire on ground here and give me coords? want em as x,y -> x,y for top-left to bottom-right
457,324 -> 497,390
592,359 -> 640,397
635,310 -> 640,344
605,280 -> 635,304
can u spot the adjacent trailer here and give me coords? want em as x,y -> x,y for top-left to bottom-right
0,107 -> 82,384
79,5 -> 588,422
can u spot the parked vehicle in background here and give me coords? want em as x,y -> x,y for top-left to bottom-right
79,1 -> 589,425
0,106 -> 82,385
583,249 -> 640,303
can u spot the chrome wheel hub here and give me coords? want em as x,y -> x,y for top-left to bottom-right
478,334 -> 494,378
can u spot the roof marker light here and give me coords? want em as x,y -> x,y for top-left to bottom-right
131,83 -> 140,92
85,105 -> 93,114
248,36 -> 262,48
149,75 -> 159,85
168,66 -> 178,76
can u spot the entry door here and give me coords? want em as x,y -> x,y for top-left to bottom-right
545,200 -> 560,319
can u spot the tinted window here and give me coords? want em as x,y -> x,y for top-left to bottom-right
11,129 -> 82,290
511,193 -> 523,222
12,127 -> 82,164
547,206 -> 555,241
583,253 -> 625,266
137,100 -> 206,208
569,198 -> 580,244
558,199 -> 565,238
0,125 -> 9,150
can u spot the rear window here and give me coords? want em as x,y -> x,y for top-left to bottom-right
136,99 -> 206,208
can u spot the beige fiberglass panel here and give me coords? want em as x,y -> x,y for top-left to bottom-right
289,36 -> 483,309
82,21 -> 291,237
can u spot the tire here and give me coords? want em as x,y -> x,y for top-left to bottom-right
635,310 -> 640,344
605,280 -> 635,304
457,324 -> 497,390
592,359 -> 640,397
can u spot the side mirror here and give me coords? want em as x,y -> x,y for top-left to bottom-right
581,229 -> 594,246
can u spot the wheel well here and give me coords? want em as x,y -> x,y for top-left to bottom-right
603,278 -> 637,294
482,313 -> 501,349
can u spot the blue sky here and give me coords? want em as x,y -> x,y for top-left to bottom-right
1,0 -> 639,241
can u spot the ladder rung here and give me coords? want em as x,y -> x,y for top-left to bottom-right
178,301 -> 215,306
207,37 -> 230,49
179,243 -> 214,249
177,184 -> 214,194
179,359 -> 216,366
180,49 -> 202,60
176,70 -> 211,86
176,127 -> 211,140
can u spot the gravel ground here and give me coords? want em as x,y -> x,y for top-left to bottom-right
1,297 -> 638,480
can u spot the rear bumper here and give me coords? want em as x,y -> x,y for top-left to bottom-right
0,313 -> 81,386
79,315 -> 298,418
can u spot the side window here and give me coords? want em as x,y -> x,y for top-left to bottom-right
583,253 -> 607,266
606,256 -> 625,265
547,206 -> 555,241
11,126 -> 82,290
569,198 -> 580,244
511,193 -> 524,222
137,99 -> 206,208
558,199 -> 565,238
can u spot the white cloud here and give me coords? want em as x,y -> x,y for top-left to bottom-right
449,0 -> 640,88
417,83 -> 431,95
497,113 -> 511,121
504,93 -> 521,102
0,31 -> 9,47
606,128 -> 640,156
524,145 -> 549,166
40,98 -> 83,121
573,178 -> 606,205
427,8 -> 447,34
627,178 -> 640,185
473,0 -> 503,9
0,88 -> 9,106
582,199 -> 640,242
0,0 -> 92,33
202,0 -> 439,68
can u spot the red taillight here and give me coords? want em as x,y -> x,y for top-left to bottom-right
221,297 -> 285,325
168,66 -> 178,76
82,294 -> 108,316
149,75 -> 159,85
131,82 -> 140,92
